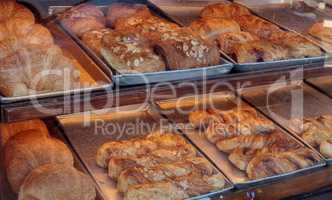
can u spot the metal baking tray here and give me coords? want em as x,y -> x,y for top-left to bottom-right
50,2 -> 233,87
306,74 -> 332,98
240,82 -> 332,164
56,104 -> 234,200
0,22 -> 113,104
236,0 -> 332,53
1,122 -> 100,200
149,0 -> 327,72
151,92 -> 326,188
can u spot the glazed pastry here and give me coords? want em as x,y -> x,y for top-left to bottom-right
155,28 -> 220,70
189,17 -> 241,40
101,31 -> 165,74
309,22 -> 332,44
320,139 -> 332,158
200,3 -> 250,19
272,32 -> 322,58
18,164 -> 96,200
20,24 -> 54,47
124,174 -> 225,200
61,4 -> 106,37
233,40 -> 288,63
235,14 -> 283,40
217,31 -> 258,54
81,28 -> 113,56
106,3 -> 152,28
5,131 -> 74,193
108,148 -> 198,179
117,157 -> 214,193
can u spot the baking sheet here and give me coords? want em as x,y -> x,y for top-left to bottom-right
57,104 -> 233,200
149,0 -> 327,72
238,0 -> 332,53
306,74 -> 332,98
240,82 -> 332,164
51,2 -> 233,87
151,92 -> 326,188
0,22 -> 113,104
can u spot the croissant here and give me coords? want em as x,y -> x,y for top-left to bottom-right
5,131 -> 74,193
200,3 -> 250,19
117,157 -> 214,193
189,17 -> 241,40
18,164 -> 96,200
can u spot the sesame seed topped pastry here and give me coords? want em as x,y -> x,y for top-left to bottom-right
81,28 -> 113,56
101,31 -> 165,74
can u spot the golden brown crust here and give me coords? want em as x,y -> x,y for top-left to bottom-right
217,31 -> 259,54
61,4 -> 106,37
106,3 -> 152,28
155,28 -> 220,70
232,40 -> 288,63
5,131 -> 74,193
309,22 -> 332,44
18,164 -> 96,200
190,17 -> 241,40
20,24 -> 54,47
200,3 -> 250,19
81,28 -> 113,56
0,119 -> 49,147
101,31 -> 165,73
235,14 -> 283,40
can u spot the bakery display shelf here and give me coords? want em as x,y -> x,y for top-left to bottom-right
306,74 -> 332,99
0,21 -> 113,105
50,1 -> 234,87
56,103 -> 234,200
1,118 -> 101,200
239,0 -> 332,53
149,0 -> 328,72
240,82 -> 332,164
150,92 -> 326,189
1,64 -> 331,123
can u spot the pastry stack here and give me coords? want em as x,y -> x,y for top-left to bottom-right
61,3 -> 220,73
2,119 -> 96,200
96,133 -> 226,200
0,0 -> 80,97
189,106 -> 321,180
190,3 -> 322,63
291,115 -> 332,158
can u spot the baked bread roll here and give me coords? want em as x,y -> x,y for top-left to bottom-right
0,44 -> 80,97
101,31 -> 165,74
18,164 -> 96,200
235,14 -> 283,40
200,3 -> 250,19
189,17 -> 241,40
81,28 -> 113,56
115,15 -> 180,44
0,119 -> 49,147
155,28 -> 220,70
106,3 -> 152,28
309,22 -> 332,44
61,4 -> 106,37
4,131 -> 74,193
20,24 -> 54,47
272,32 -> 322,58
232,40 -> 288,63
217,31 -> 258,54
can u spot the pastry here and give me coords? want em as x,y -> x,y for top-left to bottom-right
117,157 -> 214,193
5,131 -> 74,193
81,28 -> 113,56
61,4 -> 106,37
200,3 -> 250,19
20,24 -> 54,47
96,133 -> 196,168
320,139 -> 332,158
309,22 -> 332,44
189,17 -> 241,40
101,31 -> 165,74
106,3 -> 152,28
155,28 -> 220,70
217,31 -> 258,54
235,14 -> 283,40
0,119 -> 49,147
18,164 -> 96,200
272,32 -> 322,58
233,40 -> 288,63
